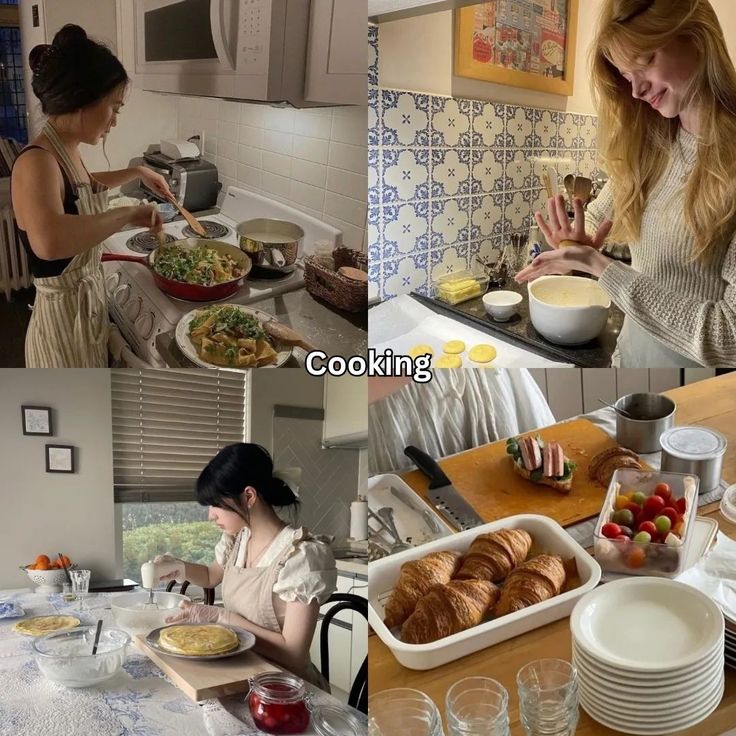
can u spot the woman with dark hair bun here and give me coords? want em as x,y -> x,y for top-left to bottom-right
152,443 -> 337,689
11,24 -> 174,367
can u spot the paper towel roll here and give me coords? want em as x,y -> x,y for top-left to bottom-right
350,500 -> 368,541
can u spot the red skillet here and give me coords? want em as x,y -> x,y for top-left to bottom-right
102,238 -> 252,302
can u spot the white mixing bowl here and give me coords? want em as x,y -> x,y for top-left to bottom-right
528,275 -> 611,345
111,591 -> 190,637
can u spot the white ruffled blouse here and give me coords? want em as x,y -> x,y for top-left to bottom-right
215,525 -> 337,605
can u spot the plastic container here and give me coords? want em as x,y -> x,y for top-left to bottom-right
111,591 -> 190,637
368,514 -> 602,671
660,426 -> 727,494
432,270 -> 489,306
592,468 -> 699,578
248,672 -> 310,734
32,626 -> 130,688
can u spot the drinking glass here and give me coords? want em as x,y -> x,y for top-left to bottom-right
61,582 -> 76,602
69,569 -> 91,612
446,677 -> 509,736
517,659 -> 579,736
369,688 -> 444,736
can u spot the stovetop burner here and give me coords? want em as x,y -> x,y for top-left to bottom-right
182,220 -> 230,239
126,231 -> 176,253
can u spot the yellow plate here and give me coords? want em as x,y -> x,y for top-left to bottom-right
13,615 -> 81,637
443,340 -> 466,355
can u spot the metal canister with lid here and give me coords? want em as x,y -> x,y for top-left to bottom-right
659,426 -> 727,494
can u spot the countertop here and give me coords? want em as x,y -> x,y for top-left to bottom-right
156,287 -> 367,367
412,278 -> 623,367
368,373 -> 736,735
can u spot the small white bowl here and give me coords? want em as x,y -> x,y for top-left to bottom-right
482,291 -> 523,321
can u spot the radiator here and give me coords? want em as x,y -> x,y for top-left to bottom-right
0,205 -> 31,301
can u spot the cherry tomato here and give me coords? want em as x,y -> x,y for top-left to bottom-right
631,491 -> 647,506
601,522 -> 622,539
654,482 -> 672,501
633,531 -> 652,544
660,507 -> 679,526
676,497 -> 688,514
654,515 -> 672,535
638,520 -> 657,536
618,525 -> 634,538
627,546 -> 647,568
614,494 -> 630,511
612,508 -> 635,527
644,495 -> 666,515
625,502 -> 642,516
674,521 -> 686,537
614,534 -> 630,542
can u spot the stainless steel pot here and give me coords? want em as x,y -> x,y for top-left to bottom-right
237,218 -> 304,276
614,393 -> 676,454
660,426 -> 727,494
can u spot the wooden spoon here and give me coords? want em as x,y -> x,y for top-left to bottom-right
574,176 -> 593,207
163,192 -> 207,237
264,321 -> 318,353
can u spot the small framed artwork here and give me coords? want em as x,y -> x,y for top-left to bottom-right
46,445 -> 75,474
455,0 -> 579,96
21,405 -> 53,436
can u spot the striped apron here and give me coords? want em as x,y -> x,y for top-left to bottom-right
25,122 -> 110,368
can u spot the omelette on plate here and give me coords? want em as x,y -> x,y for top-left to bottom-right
13,615 -> 80,636
158,624 -> 239,656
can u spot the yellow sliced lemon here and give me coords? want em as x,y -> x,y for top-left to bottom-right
443,340 -> 466,355
468,344 -> 497,363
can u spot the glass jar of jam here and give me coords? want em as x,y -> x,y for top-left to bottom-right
248,672 -> 311,735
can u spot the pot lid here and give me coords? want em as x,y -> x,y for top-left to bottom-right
311,704 -> 362,736
659,426 -> 727,460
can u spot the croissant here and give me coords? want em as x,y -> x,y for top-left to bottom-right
401,579 -> 500,644
455,528 -> 533,582
494,554 -> 566,617
383,550 -> 462,630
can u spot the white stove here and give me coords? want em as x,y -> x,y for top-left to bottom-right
103,186 -> 342,367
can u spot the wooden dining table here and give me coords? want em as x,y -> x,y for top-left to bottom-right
368,372 -> 736,735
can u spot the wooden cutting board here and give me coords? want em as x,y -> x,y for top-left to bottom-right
400,418 -> 649,529
135,635 -> 278,701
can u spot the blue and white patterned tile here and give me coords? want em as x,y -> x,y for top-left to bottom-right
431,149 -> 470,198
368,25 -> 379,88
580,115 -> 598,149
430,198 -> 470,247
382,148 -> 430,202
571,113 -> 586,149
430,243 -> 470,280
559,113 -> 578,150
473,235 -> 504,264
368,89 -> 380,147
471,149 -> 505,195
383,201 -> 430,256
382,254 -> 429,299
534,109 -> 560,150
504,190 -> 532,233
472,100 -> 505,148
470,194 -> 504,238
381,90 -> 430,146
367,205 -> 383,262
529,186 -> 550,222
430,96 -> 472,147
368,261 -> 382,300
505,151 -> 534,191
578,150 -> 598,178
368,147 -> 381,205
506,105 -> 535,149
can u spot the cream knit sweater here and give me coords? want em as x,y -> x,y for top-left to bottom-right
588,127 -> 736,367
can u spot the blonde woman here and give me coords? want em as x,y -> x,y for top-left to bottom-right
515,0 -> 736,367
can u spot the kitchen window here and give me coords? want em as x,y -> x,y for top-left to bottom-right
111,369 -> 250,584
0,2 -> 26,144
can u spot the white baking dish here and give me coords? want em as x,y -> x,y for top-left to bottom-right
368,514 -> 602,670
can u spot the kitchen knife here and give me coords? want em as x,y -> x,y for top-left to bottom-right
404,446 -> 485,531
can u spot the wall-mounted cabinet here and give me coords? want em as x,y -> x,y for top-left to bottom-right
368,0 -> 479,23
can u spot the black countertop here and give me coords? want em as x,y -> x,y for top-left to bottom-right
411,279 -> 623,368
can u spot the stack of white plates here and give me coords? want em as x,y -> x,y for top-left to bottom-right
725,612 -> 736,669
570,577 -> 725,735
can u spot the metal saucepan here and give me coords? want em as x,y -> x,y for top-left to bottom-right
236,218 -> 304,276
102,238 -> 252,302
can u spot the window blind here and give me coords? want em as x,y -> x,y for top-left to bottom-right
111,369 -> 249,503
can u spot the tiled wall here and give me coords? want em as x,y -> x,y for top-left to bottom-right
368,24 -> 599,300
177,98 -> 368,252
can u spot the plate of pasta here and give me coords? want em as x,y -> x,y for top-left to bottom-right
175,304 -> 292,369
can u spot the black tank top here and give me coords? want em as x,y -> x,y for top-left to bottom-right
11,145 -> 77,278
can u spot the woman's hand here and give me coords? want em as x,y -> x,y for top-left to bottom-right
514,243 -> 612,283
126,204 -> 164,232
536,194 -> 612,249
137,166 -> 175,201
165,600 -> 222,625
152,554 -> 185,582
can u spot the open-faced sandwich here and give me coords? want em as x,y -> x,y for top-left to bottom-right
506,435 -> 576,494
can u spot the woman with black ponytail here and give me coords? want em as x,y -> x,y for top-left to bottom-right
11,24 -> 173,367
152,443 -> 337,689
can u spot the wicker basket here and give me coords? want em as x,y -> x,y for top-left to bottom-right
304,247 -> 368,313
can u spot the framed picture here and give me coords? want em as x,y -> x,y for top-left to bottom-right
455,0 -> 579,96
21,405 -> 53,436
46,445 -> 75,474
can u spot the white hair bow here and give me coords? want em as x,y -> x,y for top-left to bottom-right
273,467 -> 302,498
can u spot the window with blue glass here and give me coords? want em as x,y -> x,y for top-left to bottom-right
0,24 -> 26,143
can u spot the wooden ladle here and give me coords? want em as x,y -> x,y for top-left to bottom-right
264,321 -> 318,353
163,192 -> 207,237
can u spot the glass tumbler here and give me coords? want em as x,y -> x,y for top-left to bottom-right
69,569 -> 91,612
369,688 -> 444,736
517,659 -> 579,736
446,677 -> 510,736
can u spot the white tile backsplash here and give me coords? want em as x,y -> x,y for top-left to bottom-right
179,99 -> 367,251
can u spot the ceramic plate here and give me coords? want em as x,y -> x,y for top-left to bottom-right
175,304 -> 292,369
571,578 -> 724,672
145,623 -> 256,660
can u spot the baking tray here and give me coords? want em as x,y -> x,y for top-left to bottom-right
145,623 -> 256,661
368,513 -> 602,670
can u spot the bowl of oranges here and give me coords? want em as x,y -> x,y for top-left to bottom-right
22,554 -> 75,593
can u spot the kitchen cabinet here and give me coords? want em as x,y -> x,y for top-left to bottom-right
368,0 -> 479,23
322,375 -> 368,449
305,0 -> 368,106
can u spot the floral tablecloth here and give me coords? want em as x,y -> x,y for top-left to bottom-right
0,588 -> 367,736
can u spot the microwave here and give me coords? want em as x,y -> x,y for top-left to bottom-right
133,0 -> 316,105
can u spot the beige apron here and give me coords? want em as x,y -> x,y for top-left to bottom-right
221,527 -> 330,691
25,121 -> 110,368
